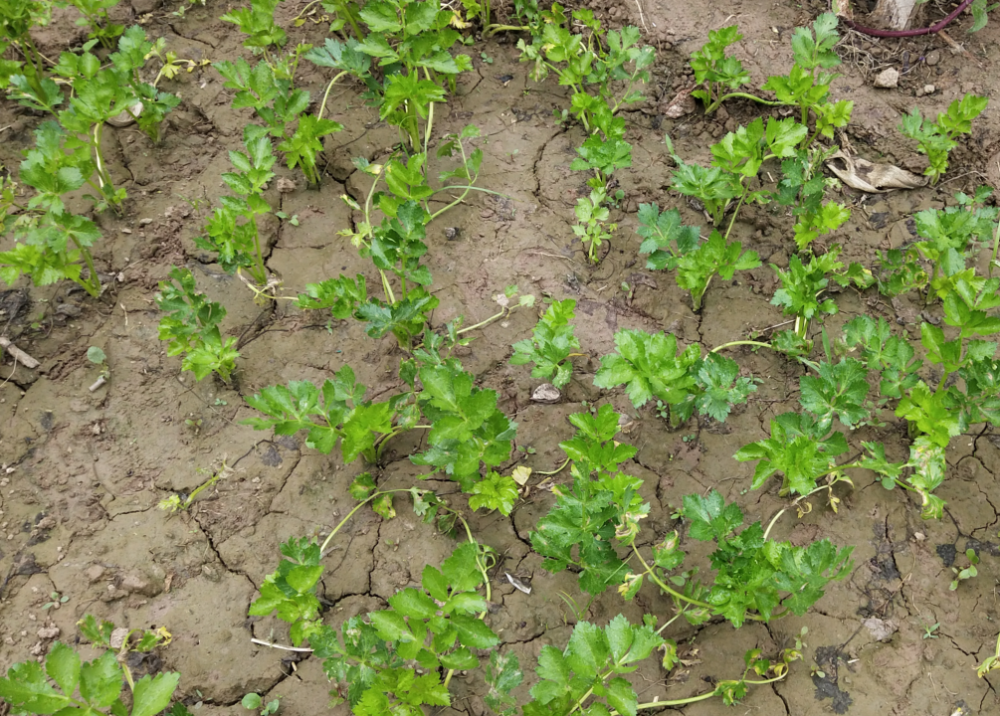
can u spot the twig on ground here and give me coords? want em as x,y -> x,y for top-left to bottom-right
0,337 -> 40,369
251,638 -> 314,653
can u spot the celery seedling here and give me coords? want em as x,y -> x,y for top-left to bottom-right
244,366 -> 402,464
0,123 -> 104,297
353,0 -> 472,150
899,94 -> 989,184
510,299 -> 580,388
56,0 -> 124,48
594,329 -> 756,427
637,204 -> 760,311
0,0 -> 52,96
762,13 -> 844,131
0,617 -> 184,716
194,128 -> 276,284
156,267 -> 240,383
572,188 -> 617,263
689,26 -> 752,113
220,0 -> 288,53
215,57 -> 341,185
771,249 -> 851,338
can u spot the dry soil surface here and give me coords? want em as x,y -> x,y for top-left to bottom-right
3,1 -> 1000,715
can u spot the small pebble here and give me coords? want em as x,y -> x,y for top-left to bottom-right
874,68 -> 899,89
926,50 -> 941,66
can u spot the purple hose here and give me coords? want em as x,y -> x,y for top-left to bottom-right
840,0 -> 975,38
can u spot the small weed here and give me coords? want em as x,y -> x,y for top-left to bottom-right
242,693 -> 280,716
41,591 -> 69,610
950,548 -> 980,590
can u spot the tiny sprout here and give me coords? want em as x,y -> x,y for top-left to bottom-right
795,626 -> 809,651
41,592 -> 69,610
950,548 -> 980,590
242,693 -> 280,716
922,622 -> 940,639
87,346 -> 107,365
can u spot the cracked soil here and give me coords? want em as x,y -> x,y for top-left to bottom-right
4,0 -> 1000,715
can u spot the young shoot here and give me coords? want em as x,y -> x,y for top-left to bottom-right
899,94 -> 988,185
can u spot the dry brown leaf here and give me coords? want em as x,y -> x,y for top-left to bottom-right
662,87 -> 697,119
825,150 -> 927,193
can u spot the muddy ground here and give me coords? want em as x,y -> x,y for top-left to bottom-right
2,0 -> 1000,714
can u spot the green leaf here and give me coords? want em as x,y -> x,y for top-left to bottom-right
131,673 -> 181,716
683,491 -> 743,541
534,646 -> 570,693
0,660 -> 70,714
566,622 -> 609,679
421,565 -> 449,602
509,299 -> 579,388
469,472 -> 519,515
451,614 -> 499,649
604,678 -> 637,716
594,329 -> 701,412
369,610 -> 411,642
485,652 -> 523,716
694,353 -> 757,422
79,651 -> 122,708
349,473 -> 377,500
359,2 -> 403,33
441,542 -> 485,593
790,12 -> 841,70
388,588 -> 439,620
242,693 -> 263,710
636,203 -> 701,271
799,358 -> 870,430
45,642 -> 81,698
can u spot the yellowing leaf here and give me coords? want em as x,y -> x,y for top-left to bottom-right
511,466 -> 532,486
449,11 -> 471,28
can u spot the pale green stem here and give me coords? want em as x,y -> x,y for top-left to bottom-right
431,185 -> 509,200
380,270 -> 396,304
762,469 -> 863,540
71,237 -> 101,298
251,218 -> 267,284
454,304 -> 518,335
182,471 -> 223,509
92,124 -> 107,189
710,340 -> 774,353
428,133 -> 479,221
319,488 -> 416,554
632,545 -> 715,612
654,613 -> 681,636
629,675 -> 787,710
423,68 -> 435,157
724,190 -> 747,239
483,24 -> 529,37
317,71 -> 348,121
534,457 -> 570,476
710,92 -> 787,112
